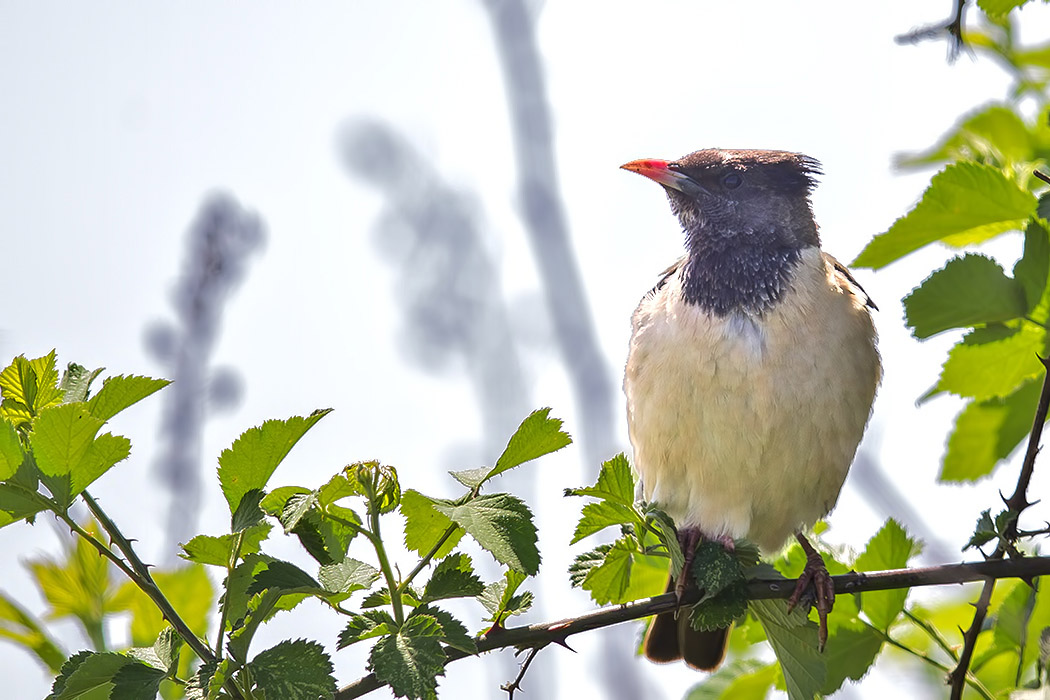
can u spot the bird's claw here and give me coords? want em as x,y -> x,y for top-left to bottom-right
787,534 -> 835,652
674,527 -> 703,611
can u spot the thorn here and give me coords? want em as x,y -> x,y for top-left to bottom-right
551,636 -> 575,653
1000,490 -> 1009,506
1022,576 -> 1037,589
1039,353 -> 1050,370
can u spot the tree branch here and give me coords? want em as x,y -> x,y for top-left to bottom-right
335,556 -> 1050,699
948,356 -> 1050,698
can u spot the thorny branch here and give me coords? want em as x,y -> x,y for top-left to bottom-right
500,645 -> 546,699
947,355 -> 1050,700
335,556 -> 1050,700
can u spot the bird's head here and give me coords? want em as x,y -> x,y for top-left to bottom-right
622,149 -> 822,251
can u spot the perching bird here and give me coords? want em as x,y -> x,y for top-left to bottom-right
621,149 -> 880,671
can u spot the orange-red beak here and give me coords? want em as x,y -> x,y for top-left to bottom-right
621,158 -> 704,196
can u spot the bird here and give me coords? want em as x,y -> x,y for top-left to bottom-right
621,148 -> 881,671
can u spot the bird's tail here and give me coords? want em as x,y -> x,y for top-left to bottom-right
642,574 -> 729,671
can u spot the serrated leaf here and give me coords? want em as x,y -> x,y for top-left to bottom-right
853,519 -> 922,630
965,509 -> 999,550
110,659 -> 166,698
362,586 -> 422,610
152,627 -> 182,671
30,521 -> 119,630
934,324 -> 1047,401
218,409 -> 332,515
853,162 -> 1036,269
247,560 -> 322,597
70,432 -> 131,497
179,523 -> 272,567
46,651 -> 139,700
569,544 -> 612,589
0,352 -> 62,429
185,659 -> 228,700
344,461 -> 401,514
478,570 -> 533,623
85,374 -> 169,422
338,610 -> 397,648
898,103 -> 1034,168
690,580 -> 748,631
565,452 -> 635,504
942,378 -> 1041,482
903,254 -> 1027,338
260,485 -> 311,516
226,587 -> 282,664
0,417 -> 24,481
0,590 -> 66,673
231,488 -> 266,532
993,580 -> 1032,651
250,639 -> 336,700
369,614 -> 446,699
646,506 -> 685,575
451,408 -> 571,489
432,493 -> 539,575
1015,219 -> 1050,314
412,605 -> 477,654
571,500 -> 636,544
580,537 -> 636,605
58,364 -> 105,405
751,599 -> 825,700
278,492 -> 319,533
422,553 -> 484,603
820,624 -> 883,694
319,557 -> 381,595
30,403 -> 104,477
317,472 -> 356,506
401,490 -> 463,560
292,505 -> 359,565
48,650 -> 91,699
692,540 -> 745,602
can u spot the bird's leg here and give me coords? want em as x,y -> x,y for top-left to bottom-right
674,527 -> 703,607
787,532 -> 835,651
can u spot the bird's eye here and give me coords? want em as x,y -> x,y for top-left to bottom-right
722,172 -> 743,189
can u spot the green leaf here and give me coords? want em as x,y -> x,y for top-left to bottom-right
1015,219 -> 1050,314
992,579 -> 1032,650
338,610 -> 397,648
941,378 -> 1041,482
247,560 -> 323,597
292,505 -> 360,566
412,605 -> 477,654
0,351 -> 63,429
903,254 -> 1027,338
401,490 -> 463,560
319,557 -> 381,595
179,524 -> 272,567
450,407 -> 571,489
579,537 -> 636,605
478,570 -> 533,624
0,590 -> 66,672
751,599 -> 825,700
152,627 -> 183,671
898,103 -> 1033,168
317,472 -> 357,507
853,162 -> 1036,269
110,659 -> 166,698
85,374 -> 169,422
934,324 -> 1047,400
30,521 -> 119,630
231,488 -> 266,532
685,659 -> 774,700
853,519 -> 923,629
344,461 -> 401,514
421,553 -> 484,603
820,624 -> 883,694
30,403 -> 104,477
218,409 -> 332,515
259,485 -> 311,517
185,659 -> 228,700
978,0 -> 1029,18
690,581 -> 748,632
250,639 -> 336,700
432,493 -> 539,575
0,417 -> 24,480
692,541 -> 745,601
58,364 -> 105,405
369,614 -> 446,699
564,452 -> 635,504
46,651 -> 160,700
571,501 -> 636,544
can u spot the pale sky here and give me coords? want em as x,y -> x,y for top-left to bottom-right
2,2 -> 1049,698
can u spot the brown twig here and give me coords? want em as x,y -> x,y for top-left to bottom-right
335,556 -> 1050,699
895,0 -> 969,60
500,645 -> 546,699
947,357 -> 1050,698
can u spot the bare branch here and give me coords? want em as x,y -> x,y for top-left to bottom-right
501,645 -> 546,699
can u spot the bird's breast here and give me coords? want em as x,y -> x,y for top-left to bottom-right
624,247 -> 880,552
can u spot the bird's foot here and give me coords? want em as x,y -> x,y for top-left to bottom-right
786,532 -> 834,651
674,527 -> 703,608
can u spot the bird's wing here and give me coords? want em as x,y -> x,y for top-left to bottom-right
825,253 -> 878,311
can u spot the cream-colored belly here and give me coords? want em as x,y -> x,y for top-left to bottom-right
624,248 -> 880,553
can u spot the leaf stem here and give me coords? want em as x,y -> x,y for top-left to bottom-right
399,524 -> 459,591
214,529 -> 246,660
903,608 -> 958,662
367,508 -> 404,626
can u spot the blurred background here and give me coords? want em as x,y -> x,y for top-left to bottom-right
2,1 -> 1049,698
